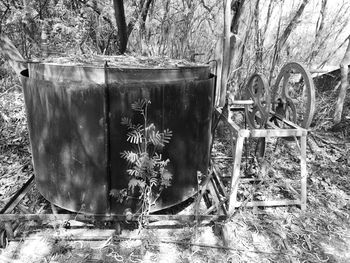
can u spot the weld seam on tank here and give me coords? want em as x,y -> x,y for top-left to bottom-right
104,62 -> 112,215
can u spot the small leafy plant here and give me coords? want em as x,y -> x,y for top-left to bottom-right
111,99 -> 173,226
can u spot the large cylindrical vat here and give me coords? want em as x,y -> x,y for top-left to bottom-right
20,62 -> 214,215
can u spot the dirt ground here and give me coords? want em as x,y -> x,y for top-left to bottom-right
0,75 -> 350,262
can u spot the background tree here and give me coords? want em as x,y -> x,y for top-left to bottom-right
112,0 -> 127,54
1,0 -> 350,110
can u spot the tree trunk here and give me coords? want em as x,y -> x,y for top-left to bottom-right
278,0 -> 310,51
127,0 -> 154,39
140,0 -> 153,32
268,5 -> 282,85
307,0 -> 328,65
229,0 -> 245,66
217,0 -> 232,106
235,1 -> 254,86
334,36 -> 350,124
215,0 -> 244,107
113,0 -> 128,54
263,0 -> 274,37
316,0 -> 327,36
254,0 -> 263,72
268,0 -> 309,84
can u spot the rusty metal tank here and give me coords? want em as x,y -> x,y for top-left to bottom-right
20,60 -> 214,215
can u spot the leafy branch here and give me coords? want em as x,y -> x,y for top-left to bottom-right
110,98 -> 173,227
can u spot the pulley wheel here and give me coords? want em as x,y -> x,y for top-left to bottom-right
271,62 -> 315,129
244,74 -> 271,129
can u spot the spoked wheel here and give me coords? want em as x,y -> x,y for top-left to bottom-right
244,74 -> 271,129
0,228 -> 8,248
243,74 -> 271,161
271,62 -> 315,129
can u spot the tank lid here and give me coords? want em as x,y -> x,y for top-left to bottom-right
24,55 -> 208,69
22,55 -> 211,83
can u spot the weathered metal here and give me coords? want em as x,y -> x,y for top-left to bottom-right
271,62 -> 315,129
26,62 -> 210,83
243,74 -> 271,129
20,63 -> 214,215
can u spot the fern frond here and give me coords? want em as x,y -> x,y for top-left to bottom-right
127,169 -> 139,177
135,152 -> 148,167
121,117 -> 132,128
161,170 -> 172,187
161,129 -> 173,144
120,151 -> 139,164
131,99 -> 150,112
138,154 -> 155,173
128,178 -> 145,193
149,130 -> 163,147
145,123 -> 155,134
154,158 -> 170,168
133,124 -> 143,132
127,130 -> 143,144
150,176 -> 158,187
109,189 -> 119,198
110,189 -> 128,203
153,153 -> 162,162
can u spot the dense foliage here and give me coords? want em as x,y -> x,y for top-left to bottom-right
1,0 -> 349,95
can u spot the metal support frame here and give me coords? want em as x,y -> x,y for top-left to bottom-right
0,106 -> 309,248
215,108 -> 308,214
0,169 -> 228,248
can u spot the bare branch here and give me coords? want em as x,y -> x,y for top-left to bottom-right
77,0 -> 114,29
278,0 -> 310,49
263,0 -> 274,36
315,0 -> 327,37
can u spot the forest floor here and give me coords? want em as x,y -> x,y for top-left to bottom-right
0,74 -> 350,263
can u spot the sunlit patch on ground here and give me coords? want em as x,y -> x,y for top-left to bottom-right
1,232 -> 53,262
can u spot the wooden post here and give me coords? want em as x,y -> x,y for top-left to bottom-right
300,135 -> 307,210
334,36 -> 350,124
228,136 -> 244,214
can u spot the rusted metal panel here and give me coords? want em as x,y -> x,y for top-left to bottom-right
21,72 -> 108,214
108,77 -> 215,213
20,65 -> 214,215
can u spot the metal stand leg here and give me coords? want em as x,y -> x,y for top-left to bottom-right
300,135 -> 307,210
228,136 -> 244,214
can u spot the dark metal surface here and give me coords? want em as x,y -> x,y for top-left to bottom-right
20,64 -> 214,215
243,74 -> 271,129
21,70 -> 108,214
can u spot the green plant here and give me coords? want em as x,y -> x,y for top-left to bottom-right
111,98 -> 173,226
